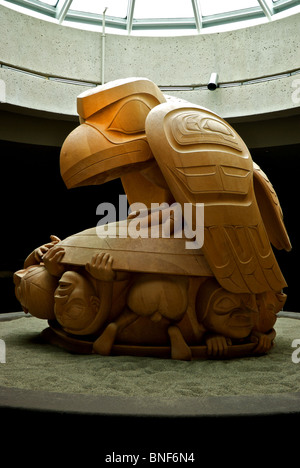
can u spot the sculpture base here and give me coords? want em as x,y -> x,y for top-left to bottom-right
41,319 -> 265,360
1,311 -> 300,455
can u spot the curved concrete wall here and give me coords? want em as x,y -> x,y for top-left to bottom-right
0,5 -> 300,119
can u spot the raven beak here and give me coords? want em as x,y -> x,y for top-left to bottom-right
60,122 -> 153,189
60,78 -> 166,189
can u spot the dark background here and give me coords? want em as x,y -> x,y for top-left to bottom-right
0,139 -> 298,313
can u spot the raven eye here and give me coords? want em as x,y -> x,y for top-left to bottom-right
108,100 -> 150,134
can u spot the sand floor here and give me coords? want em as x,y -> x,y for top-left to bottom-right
1,315 -> 300,399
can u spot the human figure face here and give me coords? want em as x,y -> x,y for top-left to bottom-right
54,271 -> 99,333
203,288 -> 257,339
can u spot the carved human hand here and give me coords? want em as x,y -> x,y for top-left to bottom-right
34,235 -> 61,263
250,331 -> 274,353
205,335 -> 232,357
85,253 -> 116,282
24,235 -> 61,268
42,244 -> 65,277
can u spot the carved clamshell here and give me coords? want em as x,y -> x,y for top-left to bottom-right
59,222 -> 213,278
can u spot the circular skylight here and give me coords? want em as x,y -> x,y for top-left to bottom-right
2,0 -> 300,35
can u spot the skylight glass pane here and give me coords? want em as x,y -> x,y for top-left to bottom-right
134,0 -> 194,19
200,0 -> 259,16
3,0 -> 299,35
70,0 -> 128,18
37,0 -> 58,5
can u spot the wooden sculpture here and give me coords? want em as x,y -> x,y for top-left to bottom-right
14,77 -> 291,360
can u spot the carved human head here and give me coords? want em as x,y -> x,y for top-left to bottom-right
13,266 -> 57,319
196,279 -> 258,339
54,270 -> 100,334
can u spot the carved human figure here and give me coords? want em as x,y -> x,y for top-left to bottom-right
92,262 -> 192,360
53,251 -> 130,335
14,238 -> 192,357
195,278 -> 284,356
13,236 -> 61,319
252,290 -> 287,352
13,238 -> 128,334
14,232 -> 287,360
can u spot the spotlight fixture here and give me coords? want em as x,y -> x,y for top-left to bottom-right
208,72 -> 218,91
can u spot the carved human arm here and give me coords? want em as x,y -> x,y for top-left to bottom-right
23,235 -> 61,269
76,253 -> 117,336
42,244 -> 66,277
85,252 -> 130,282
85,252 -> 116,282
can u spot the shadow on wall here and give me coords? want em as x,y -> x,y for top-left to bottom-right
1,140 -> 298,313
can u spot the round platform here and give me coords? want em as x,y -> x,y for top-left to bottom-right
1,311 -> 300,412
1,311 -> 300,453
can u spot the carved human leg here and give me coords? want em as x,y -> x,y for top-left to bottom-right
168,325 -> 192,360
93,309 -> 138,355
